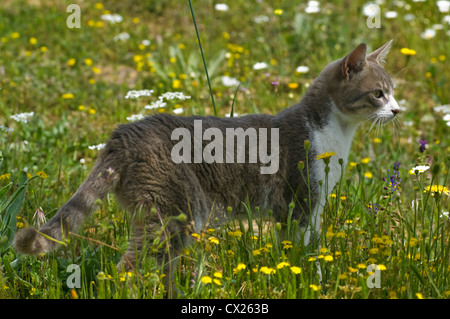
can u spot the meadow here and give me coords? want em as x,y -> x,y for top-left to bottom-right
0,0 -> 449,299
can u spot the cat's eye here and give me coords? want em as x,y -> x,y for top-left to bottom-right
373,90 -> 384,98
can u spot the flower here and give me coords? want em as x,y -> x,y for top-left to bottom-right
11,112 -> 34,123
274,9 -> 283,15
437,0 -> 450,13
126,114 -> 145,122
305,1 -> 320,14
363,3 -> 380,17
295,65 -> 310,74
67,58 -> 76,66
409,165 -> 430,175
260,266 -> 276,275
424,185 -> 449,196
233,263 -> 246,274
276,262 -> 290,269
0,173 -> 11,181
88,143 -> 106,151
208,236 -> 219,244
290,266 -> 302,274
214,3 -> 229,11
173,108 -> 184,115
221,76 -> 240,87
361,157 -> 371,164
145,100 -> 167,110
100,14 -> 123,24
324,255 -> 334,262
315,151 -> 336,160
309,284 -> 320,291
62,93 -> 74,99
421,28 -> 436,39
125,89 -> 154,99
113,32 -> 130,41
400,48 -> 417,56
36,171 -> 47,179
201,276 -> 212,284
364,172 -> 373,178
253,62 -> 268,70
419,140 -> 427,153
385,11 -> 398,19
33,207 -> 47,228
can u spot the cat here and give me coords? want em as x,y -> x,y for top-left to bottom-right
14,40 -> 400,294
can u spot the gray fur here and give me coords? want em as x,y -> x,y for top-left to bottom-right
14,41 -> 399,293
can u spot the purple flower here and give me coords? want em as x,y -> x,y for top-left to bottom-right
419,140 -> 427,153
383,162 -> 401,197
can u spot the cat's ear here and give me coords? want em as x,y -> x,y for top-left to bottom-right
341,43 -> 367,80
367,40 -> 393,65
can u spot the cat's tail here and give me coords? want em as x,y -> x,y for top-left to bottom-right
14,155 -> 118,256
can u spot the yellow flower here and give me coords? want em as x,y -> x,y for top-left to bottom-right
40,46 -> 48,52
276,262 -> 290,269
324,255 -> 334,262
78,105 -> 85,111
67,58 -> 76,66
213,272 -> 223,278
357,263 -> 367,269
288,83 -> 299,89
92,67 -> 101,74
36,171 -> 47,179
172,79 -> 181,89
290,266 -> 302,274
274,9 -> 284,15
84,58 -> 93,66
400,48 -> 417,56
201,276 -> 212,284
424,185 -> 449,196
132,17 -> 140,24
95,3 -> 104,9
260,266 -> 276,275
88,108 -> 96,115
62,93 -> 74,99
361,157 -> 371,164
364,172 -> 373,179
233,263 -> 246,273
316,151 -> 336,160
208,236 -> 219,245
0,173 -> 11,181
11,32 -> 20,39
439,55 -> 446,61
373,137 -> 382,144
29,37 -> 37,45
309,284 -> 320,291
416,293 -> 424,299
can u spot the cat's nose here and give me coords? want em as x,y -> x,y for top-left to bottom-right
392,109 -> 400,116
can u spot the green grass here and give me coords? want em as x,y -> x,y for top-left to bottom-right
0,0 -> 449,299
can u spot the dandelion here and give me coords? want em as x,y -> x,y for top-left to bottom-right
324,255 -> 334,262
67,58 -> 76,66
361,157 -> 371,164
400,48 -> 417,56
290,266 -> 302,274
36,171 -> 47,179
260,266 -> 276,275
233,263 -> 246,274
208,236 -> 219,245
416,293 -> 424,299
364,172 -> 373,179
315,151 -> 336,160
0,173 -> 11,181
84,58 -> 93,66
62,93 -> 74,99
201,276 -> 212,284
11,112 -> 34,123
309,284 -> 320,291
213,272 -> 223,278
29,37 -> 37,45
276,262 -> 290,269
424,185 -> 449,196
274,9 -> 283,15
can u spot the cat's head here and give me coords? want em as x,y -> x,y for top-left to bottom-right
325,40 -> 400,126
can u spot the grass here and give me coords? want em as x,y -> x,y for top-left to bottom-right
0,0 -> 449,299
